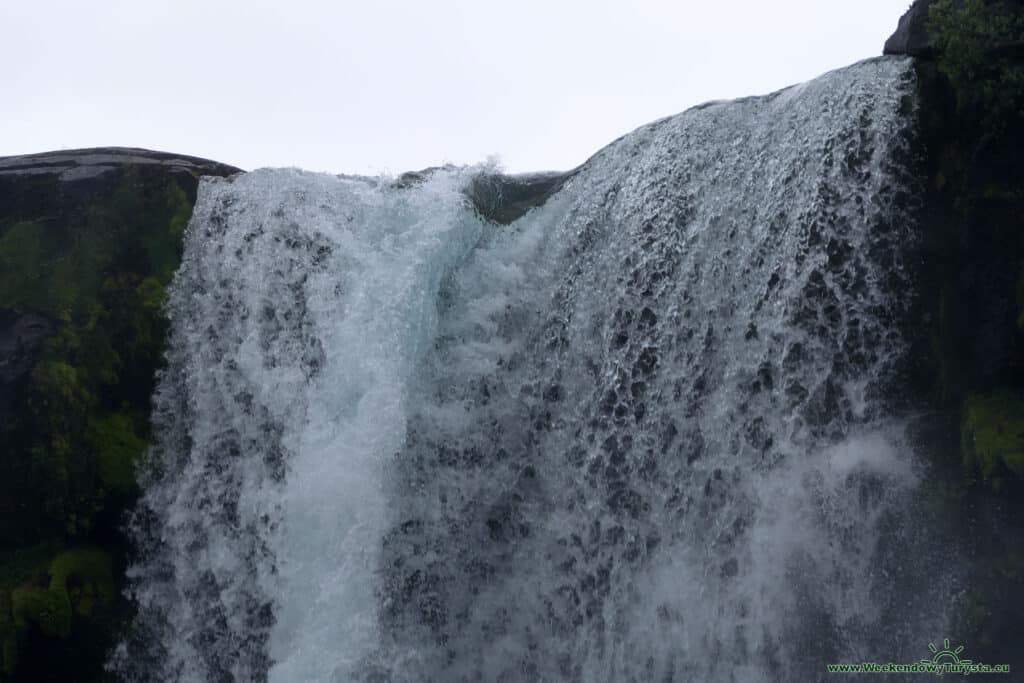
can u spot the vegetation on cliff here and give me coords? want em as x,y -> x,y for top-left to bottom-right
0,4 -> 1020,675
907,0 -> 1024,664
929,0 -> 1024,133
918,0 -> 1024,479
0,164 -> 202,681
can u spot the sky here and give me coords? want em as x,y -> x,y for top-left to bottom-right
1,1 -> 910,175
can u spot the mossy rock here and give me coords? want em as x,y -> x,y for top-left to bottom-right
0,148 -> 240,682
961,390 -> 1024,485
906,4 -> 1024,667
48,549 -> 114,619
928,0 -> 1024,136
4,548 -> 113,651
11,586 -> 71,640
0,164 -> 211,544
86,412 -> 146,494
0,544 -> 64,634
1,548 -> 114,681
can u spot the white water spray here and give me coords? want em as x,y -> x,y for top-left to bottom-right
118,57 -> 958,683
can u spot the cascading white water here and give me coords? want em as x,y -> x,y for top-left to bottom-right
117,56 -> 959,683
114,169 -> 486,682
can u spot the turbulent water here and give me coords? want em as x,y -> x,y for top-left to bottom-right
116,57 -> 960,682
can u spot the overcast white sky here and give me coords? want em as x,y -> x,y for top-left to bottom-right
1,1 -> 909,174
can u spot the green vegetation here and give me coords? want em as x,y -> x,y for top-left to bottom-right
0,167 -> 198,681
962,391 -> 1024,487
914,1 -> 1024,661
0,548 -> 114,675
916,2 -> 1024,450
929,0 -> 1024,136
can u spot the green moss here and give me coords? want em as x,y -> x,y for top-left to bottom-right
0,173 -> 190,318
161,182 -> 193,282
6,550 -> 113,644
0,215 -> 109,319
86,413 -> 145,494
0,161 -> 217,681
0,545 -> 58,665
0,546 -> 114,681
0,172 -> 196,547
137,276 -> 166,313
0,221 -> 50,311
3,549 -> 112,636
912,18 -> 1024,665
929,0 -> 1024,137
48,550 -> 114,619
961,391 -> 1024,483
32,360 -> 92,412
11,586 -> 70,640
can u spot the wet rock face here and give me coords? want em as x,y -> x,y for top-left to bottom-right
0,147 -> 241,180
466,170 -> 577,224
0,147 -> 242,214
0,146 -> 243,400
0,147 -> 242,683
0,308 -> 56,423
883,0 -> 938,57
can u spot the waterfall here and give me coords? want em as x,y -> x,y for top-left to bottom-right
116,56 -> 958,683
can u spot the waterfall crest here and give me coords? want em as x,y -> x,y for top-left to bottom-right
118,56 -> 957,683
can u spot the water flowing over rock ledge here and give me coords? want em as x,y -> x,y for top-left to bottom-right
1,2 -> 1024,676
119,57 -> 957,682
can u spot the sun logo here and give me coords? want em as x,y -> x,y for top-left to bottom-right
920,638 -> 972,668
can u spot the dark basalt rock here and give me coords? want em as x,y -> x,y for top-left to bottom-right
395,164 -> 577,225
466,170 -> 577,224
0,147 -> 242,215
0,308 -> 55,423
0,146 -> 241,179
902,9 -> 1024,657
0,146 -> 241,683
0,147 -> 243,442
883,0 -> 938,57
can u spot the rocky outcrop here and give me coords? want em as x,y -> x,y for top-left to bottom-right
0,147 -> 241,215
884,0 -> 938,56
0,147 -> 240,683
901,0 -> 1024,658
0,147 -> 241,445
466,170 -> 576,224
395,165 -> 576,224
0,146 -> 240,178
